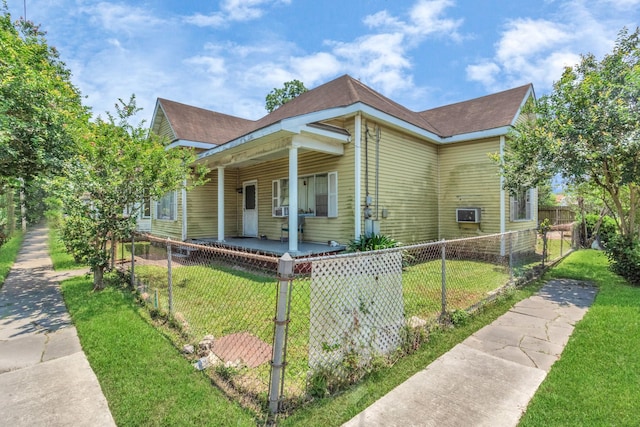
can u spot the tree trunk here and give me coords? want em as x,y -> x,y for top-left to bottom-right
20,178 -> 26,233
93,266 -> 105,291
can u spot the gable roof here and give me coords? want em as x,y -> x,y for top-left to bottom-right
419,84 -> 533,138
251,75 -> 442,135
153,75 -> 533,149
156,98 -> 255,145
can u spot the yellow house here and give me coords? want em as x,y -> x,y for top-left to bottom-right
148,75 -> 537,254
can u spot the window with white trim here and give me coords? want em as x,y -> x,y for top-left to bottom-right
141,191 -> 151,219
273,172 -> 338,217
511,188 -> 533,221
156,191 -> 177,220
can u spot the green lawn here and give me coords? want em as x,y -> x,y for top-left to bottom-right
48,226 -> 87,270
519,250 -> 640,426
61,275 -> 258,426
130,255 -> 512,407
0,231 -> 23,288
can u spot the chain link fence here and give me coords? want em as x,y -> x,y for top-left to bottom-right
116,227 -> 573,416
118,235 -> 280,411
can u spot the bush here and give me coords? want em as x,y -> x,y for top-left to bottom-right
604,235 -> 640,286
579,213 -> 618,244
347,234 -> 399,252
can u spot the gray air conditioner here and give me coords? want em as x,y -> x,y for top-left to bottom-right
456,208 -> 481,223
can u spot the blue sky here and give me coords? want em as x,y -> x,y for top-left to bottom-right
6,0 -> 640,123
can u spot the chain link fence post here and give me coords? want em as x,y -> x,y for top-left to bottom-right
560,230 -> 564,257
167,238 -> 173,314
130,233 -> 135,288
269,253 -> 293,415
509,232 -> 514,283
440,239 -> 446,318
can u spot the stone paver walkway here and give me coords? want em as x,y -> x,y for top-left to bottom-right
344,279 -> 597,427
0,226 -> 115,426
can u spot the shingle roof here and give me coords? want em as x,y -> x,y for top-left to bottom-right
419,84 -> 533,137
155,75 -> 533,146
251,75 -> 441,134
157,98 -> 255,145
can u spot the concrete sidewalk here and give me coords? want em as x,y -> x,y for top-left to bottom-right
0,226 -> 115,427
344,279 -> 597,427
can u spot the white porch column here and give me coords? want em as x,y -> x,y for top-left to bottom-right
499,136 -> 506,256
288,146 -> 299,253
354,113 -> 362,239
181,179 -> 187,241
217,166 -> 225,242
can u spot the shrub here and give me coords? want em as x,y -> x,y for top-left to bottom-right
604,235 -> 640,286
347,234 -> 398,252
579,213 -> 618,244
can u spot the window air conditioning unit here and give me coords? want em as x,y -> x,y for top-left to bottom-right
456,208 -> 481,223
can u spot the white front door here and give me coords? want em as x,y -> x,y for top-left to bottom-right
243,181 -> 258,237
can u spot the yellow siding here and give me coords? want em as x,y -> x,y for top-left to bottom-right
232,127 -> 357,244
361,122 -> 439,244
155,113 -> 176,142
151,190 -> 183,239
438,138 -> 503,239
150,110 -> 536,245
185,169 -> 241,239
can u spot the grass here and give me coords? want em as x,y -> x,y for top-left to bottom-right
63,238 -> 640,425
279,284 -> 540,426
61,275 -> 258,427
129,254 -> 513,405
0,231 -> 23,288
48,226 -> 87,270
519,250 -> 640,426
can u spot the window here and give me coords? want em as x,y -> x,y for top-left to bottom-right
273,172 -> 337,217
156,191 -> 177,220
141,191 -> 151,219
511,189 -> 533,221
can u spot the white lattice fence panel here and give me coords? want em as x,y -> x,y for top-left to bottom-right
309,250 -> 405,371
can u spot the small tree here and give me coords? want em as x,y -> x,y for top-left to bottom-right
61,96 -> 207,290
499,28 -> 640,239
265,79 -> 307,113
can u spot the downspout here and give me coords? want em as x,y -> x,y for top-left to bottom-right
499,136 -> 506,256
354,113 -> 362,239
181,180 -> 187,241
375,126 -> 380,220
217,166 -> 225,242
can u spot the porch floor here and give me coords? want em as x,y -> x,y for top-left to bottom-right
190,237 -> 347,257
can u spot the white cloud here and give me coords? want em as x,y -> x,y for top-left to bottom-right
467,1 -> 634,94
290,52 -> 343,86
82,2 -> 166,35
183,13 -> 226,27
408,0 -> 463,38
184,56 -> 227,75
184,0 -> 291,27
495,19 -> 573,63
465,62 -> 501,88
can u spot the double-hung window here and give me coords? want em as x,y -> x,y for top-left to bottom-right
511,188 -> 533,221
156,191 -> 177,220
273,172 -> 338,217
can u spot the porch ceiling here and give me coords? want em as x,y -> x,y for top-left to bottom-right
195,124 -> 350,169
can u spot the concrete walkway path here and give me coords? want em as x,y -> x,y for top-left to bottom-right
0,226 -> 116,426
344,279 -> 597,427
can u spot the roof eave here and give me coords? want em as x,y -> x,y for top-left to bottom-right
150,99 -> 178,140
166,140 -> 217,150
510,85 -> 536,127
440,126 -> 512,144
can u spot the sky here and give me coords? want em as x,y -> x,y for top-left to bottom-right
5,0 -> 640,123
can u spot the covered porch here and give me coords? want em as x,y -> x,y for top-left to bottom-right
190,236 -> 347,258
194,118 -> 353,254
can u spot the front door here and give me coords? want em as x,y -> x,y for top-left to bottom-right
243,181 -> 258,237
